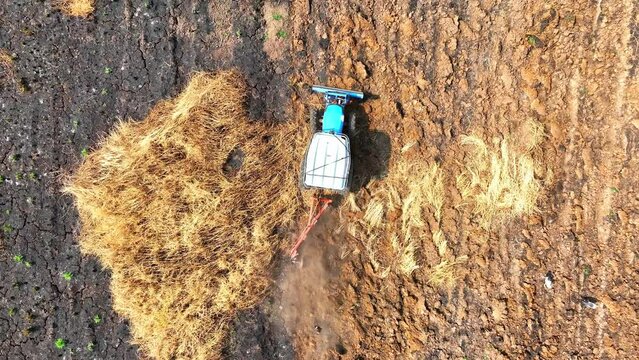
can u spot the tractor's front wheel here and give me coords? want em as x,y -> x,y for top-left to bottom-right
348,112 -> 357,137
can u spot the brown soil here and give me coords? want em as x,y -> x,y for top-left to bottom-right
274,0 -> 639,359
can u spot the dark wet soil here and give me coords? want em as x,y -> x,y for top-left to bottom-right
0,1 -> 289,358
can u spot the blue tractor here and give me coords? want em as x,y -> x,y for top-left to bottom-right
301,85 -> 365,194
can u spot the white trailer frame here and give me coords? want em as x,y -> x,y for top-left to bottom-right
302,132 -> 351,192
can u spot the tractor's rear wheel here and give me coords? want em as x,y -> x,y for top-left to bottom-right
309,109 -> 318,133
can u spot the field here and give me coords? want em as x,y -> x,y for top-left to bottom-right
1,0 -> 638,359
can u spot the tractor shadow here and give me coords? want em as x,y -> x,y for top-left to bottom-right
346,102 -> 391,193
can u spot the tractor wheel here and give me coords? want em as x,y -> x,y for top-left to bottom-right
348,112 -> 357,137
299,154 -> 308,191
309,109 -> 318,133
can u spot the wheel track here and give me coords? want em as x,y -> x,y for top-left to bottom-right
592,0 -> 634,355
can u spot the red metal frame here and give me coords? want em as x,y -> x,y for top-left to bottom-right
289,196 -> 332,259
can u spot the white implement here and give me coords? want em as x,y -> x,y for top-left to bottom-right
302,132 -> 351,192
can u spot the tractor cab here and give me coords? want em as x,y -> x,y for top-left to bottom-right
301,86 -> 364,194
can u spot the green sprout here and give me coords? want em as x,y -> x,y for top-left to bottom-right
62,272 -> 73,281
92,314 -> 102,324
100,88 -> 108,96
235,29 -> 242,38
87,341 -> 95,352
104,67 -> 113,74
15,173 -> 23,181
10,154 -> 20,162
3,223 -> 13,234
24,261 -> 32,268
609,187 -> 619,193
276,29 -> 287,39
8,307 -> 16,316
54,338 -> 67,350
273,14 -> 283,20
13,254 -> 24,263
28,171 -> 37,181
81,148 -> 89,157
526,34 -> 542,47
0,175 -> 5,182
583,264 -> 592,279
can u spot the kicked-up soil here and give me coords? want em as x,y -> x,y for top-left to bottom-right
1,0 -> 638,359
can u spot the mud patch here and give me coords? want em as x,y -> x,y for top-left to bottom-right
231,1 -> 291,121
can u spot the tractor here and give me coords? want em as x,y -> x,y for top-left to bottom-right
300,85 -> 364,194
291,85 -> 364,259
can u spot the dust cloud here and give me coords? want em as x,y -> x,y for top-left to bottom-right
276,213 -> 347,359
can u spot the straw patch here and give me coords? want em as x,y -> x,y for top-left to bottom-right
346,159 -> 445,278
0,49 -> 18,90
0,50 -> 13,77
428,256 -> 468,288
456,131 -> 542,228
56,0 -> 94,17
65,71 -> 307,359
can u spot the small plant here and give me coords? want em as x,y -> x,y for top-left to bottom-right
273,13 -> 283,20
578,86 -> 588,96
24,261 -> 32,268
10,153 -> 20,162
62,271 -> 73,281
583,264 -> 592,280
92,314 -> 102,324
87,341 -> 95,351
28,171 -> 37,180
81,148 -> 89,157
54,338 -> 67,350
235,29 -> 242,38
104,67 -> 113,74
276,29 -> 287,39
15,173 -> 24,181
3,223 -> 13,234
13,254 -> 24,263
609,187 -> 619,193
100,88 -> 108,96
8,307 -> 16,316
526,34 -> 542,47
0,175 -> 5,182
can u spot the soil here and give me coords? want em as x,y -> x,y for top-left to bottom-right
2,0 -> 639,359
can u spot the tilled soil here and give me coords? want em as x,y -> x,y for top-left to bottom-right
1,0 -> 638,359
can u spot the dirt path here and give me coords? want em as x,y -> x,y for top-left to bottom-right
1,0 -> 637,359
